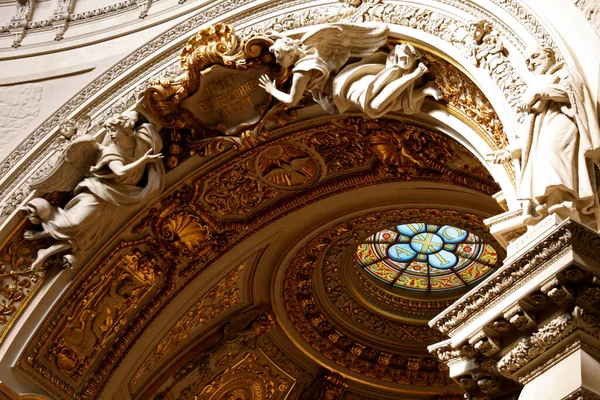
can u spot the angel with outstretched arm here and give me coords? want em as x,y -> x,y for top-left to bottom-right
258,23 -> 390,111
23,111 -> 164,270
259,23 -> 442,118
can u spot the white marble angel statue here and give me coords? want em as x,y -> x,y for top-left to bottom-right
488,46 -> 600,227
23,111 -> 165,270
258,23 -> 442,118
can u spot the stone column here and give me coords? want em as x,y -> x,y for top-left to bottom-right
428,216 -> 600,400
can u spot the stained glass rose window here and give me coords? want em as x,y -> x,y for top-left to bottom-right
356,223 -> 498,292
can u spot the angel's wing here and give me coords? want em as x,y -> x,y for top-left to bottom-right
29,135 -> 102,193
301,23 -> 389,72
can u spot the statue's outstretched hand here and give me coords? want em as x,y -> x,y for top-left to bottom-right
486,149 -> 512,164
143,149 -> 164,163
259,74 -> 277,94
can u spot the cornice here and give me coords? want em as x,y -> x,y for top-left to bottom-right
429,220 -> 600,336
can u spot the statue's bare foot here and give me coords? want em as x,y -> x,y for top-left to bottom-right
30,242 -> 71,271
30,252 -> 49,270
24,230 -> 48,241
423,82 -> 443,100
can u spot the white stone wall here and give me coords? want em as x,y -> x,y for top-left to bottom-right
0,84 -> 43,163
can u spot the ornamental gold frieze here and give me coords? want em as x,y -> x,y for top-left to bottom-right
191,351 -> 294,400
19,238 -> 175,400
134,188 -> 221,277
421,52 -> 508,150
144,308 -> 282,400
192,117 -> 499,220
131,264 -> 246,393
279,209 -> 498,385
0,220 -> 48,343
0,192 -> 71,343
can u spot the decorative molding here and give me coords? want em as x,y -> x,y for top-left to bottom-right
430,221 -> 599,335
349,263 -> 455,321
562,387 -> 600,400
572,0 -> 600,38
497,311 -> 575,376
150,309 -> 281,400
132,264 -> 245,388
518,340 -> 583,385
7,0 -> 34,48
0,382 -> 48,400
19,238 -> 176,400
0,203 -> 70,342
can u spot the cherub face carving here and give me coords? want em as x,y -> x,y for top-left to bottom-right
270,39 -> 301,68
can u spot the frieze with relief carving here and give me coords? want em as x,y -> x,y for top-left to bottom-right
422,52 -> 509,151
195,117 -> 499,219
150,309 -> 285,400
19,238 -> 173,400
50,250 -> 160,380
131,265 -> 245,390
0,222 -> 47,341
192,351 -> 292,400
0,192 -> 71,343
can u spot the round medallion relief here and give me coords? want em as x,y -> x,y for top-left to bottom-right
255,144 -> 320,189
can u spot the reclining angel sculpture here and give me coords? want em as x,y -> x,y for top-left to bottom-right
23,111 -> 165,270
258,23 -> 442,118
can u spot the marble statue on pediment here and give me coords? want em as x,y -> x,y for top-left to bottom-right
488,46 -> 600,228
258,23 -> 442,119
23,111 -> 165,270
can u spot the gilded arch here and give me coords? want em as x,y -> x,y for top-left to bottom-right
0,1 -> 598,399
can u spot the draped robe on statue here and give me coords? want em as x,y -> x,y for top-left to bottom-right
332,47 -> 428,118
292,45 -> 432,119
518,63 -> 600,225
27,123 -> 164,254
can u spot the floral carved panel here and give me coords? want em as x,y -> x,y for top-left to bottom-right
19,238 -> 174,400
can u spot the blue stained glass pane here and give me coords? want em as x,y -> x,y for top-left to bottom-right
358,222 -> 498,292
426,224 -> 439,233
409,232 -> 444,254
397,223 -> 426,236
388,244 -> 417,262
428,250 -> 458,269
438,225 -> 468,243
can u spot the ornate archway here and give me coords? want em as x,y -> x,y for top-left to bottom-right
0,1 -> 599,399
